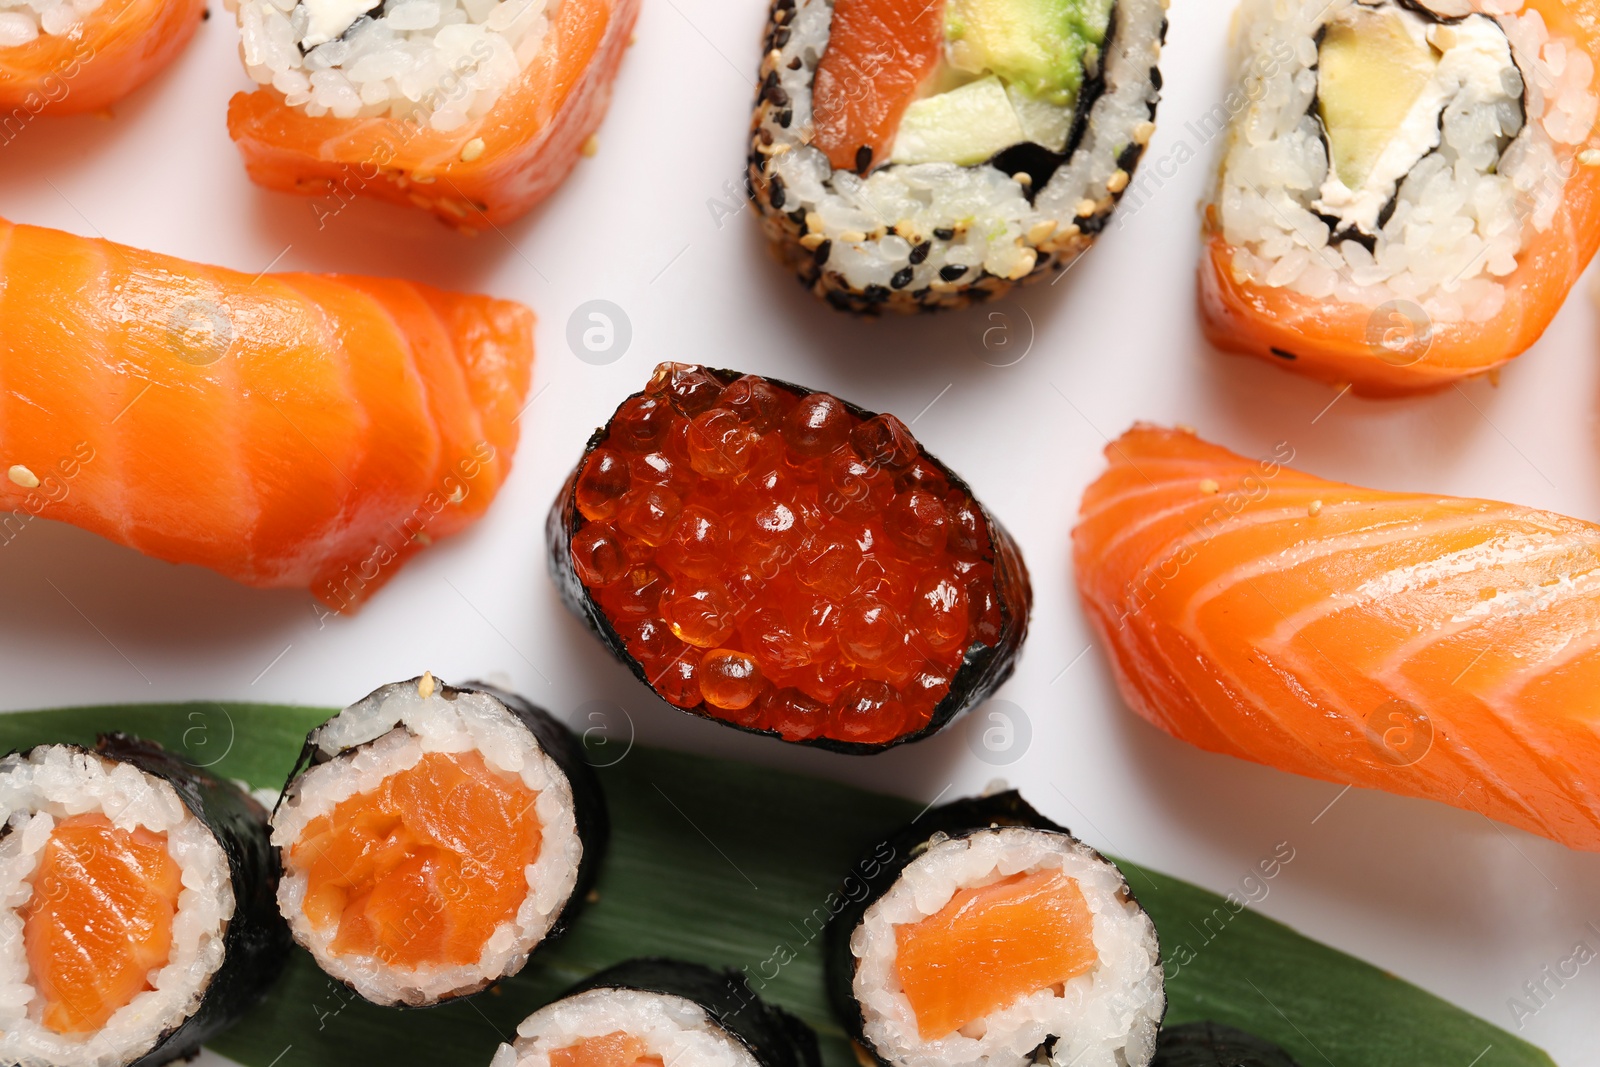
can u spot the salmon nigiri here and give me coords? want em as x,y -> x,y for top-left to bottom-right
1198,0 -> 1600,395
0,0 -> 206,116
0,216 -> 535,611
1074,425 -> 1600,852
225,0 -> 642,229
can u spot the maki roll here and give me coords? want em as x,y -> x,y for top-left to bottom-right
826,791 -> 1165,1067
1151,1022 -> 1301,1067
1199,0 -> 1600,394
748,0 -> 1165,312
0,736 -> 289,1067
489,958 -> 820,1067
271,675 -> 607,1006
0,0 -> 206,116
547,362 -> 1032,753
225,0 -> 642,228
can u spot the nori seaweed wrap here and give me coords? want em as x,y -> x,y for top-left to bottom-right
1152,1021 -> 1302,1067
825,791 -> 1166,1067
271,675 -> 608,1007
491,957 -> 821,1067
548,362 -> 1032,754
0,735 -> 290,1067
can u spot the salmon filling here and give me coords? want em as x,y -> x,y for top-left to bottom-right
549,1032 -> 666,1067
290,750 -> 543,969
20,814 -> 182,1035
892,868 -> 1098,1040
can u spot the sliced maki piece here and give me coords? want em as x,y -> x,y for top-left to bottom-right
548,362 -> 1032,753
826,791 -> 1165,1067
489,957 -> 820,1067
272,675 -> 607,1007
0,736 -> 290,1067
1152,1022 -> 1301,1067
749,0 -> 1165,311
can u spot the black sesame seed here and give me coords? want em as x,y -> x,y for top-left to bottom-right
789,208 -> 807,225
863,284 -> 890,303
770,177 -> 786,210
939,264 -> 967,282
774,27 -> 790,46
891,267 -> 914,289
934,227 -> 955,240
1080,213 -> 1108,236
1150,67 -> 1163,90
855,145 -> 873,174
1270,347 -> 1299,361
814,239 -> 832,266
770,85 -> 789,107
778,108 -> 793,127
759,127 -> 774,145
1159,17 -> 1169,43
909,241 -> 931,265
1117,142 -> 1144,172
787,57 -> 802,70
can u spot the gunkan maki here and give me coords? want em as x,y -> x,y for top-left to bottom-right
0,735 -> 290,1067
548,362 -> 1032,753
271,675 -> 608,1007
489,958 -> 820,1067
749,0 -> 1166,312
826,791 -> 1165,1067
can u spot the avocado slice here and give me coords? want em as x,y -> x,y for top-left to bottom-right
891,75 -> 1029,166
945,0 -> 1115,109
1317,7 -> 1440,191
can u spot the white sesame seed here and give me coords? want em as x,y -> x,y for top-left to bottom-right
1308,500 -> 1323,517
7,465 -> 38,489
581,134 -> 600,158
1199,479 -> 1220,494
460,137 -> 486,163
418,672 -> 437,699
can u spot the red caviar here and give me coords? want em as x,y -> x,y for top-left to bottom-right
572,364 -> 1002,746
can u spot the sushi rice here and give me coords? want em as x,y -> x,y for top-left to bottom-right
489,988 -> 762,1067
850,827 -> 1164,1067
1215,0 -> 1599,325
0,746 -> 234,1067
0,0 -> 104,46
229,0 -> 554,128
751,0 -> 1166,310
272,681 -> 584,1006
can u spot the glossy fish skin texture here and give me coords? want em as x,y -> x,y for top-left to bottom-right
1074,425 -> 1600,852
0,217 -> 535,611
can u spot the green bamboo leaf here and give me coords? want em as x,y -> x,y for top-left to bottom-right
0,704 -> 1553,1067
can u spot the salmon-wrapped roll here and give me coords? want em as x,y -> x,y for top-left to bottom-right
224,0 -> 642,228
0,0 -> 206,115
0,216 -> 535,611
1200,0 -> 1600,394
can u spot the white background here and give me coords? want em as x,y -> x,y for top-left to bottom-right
2,1 -> 1599,1064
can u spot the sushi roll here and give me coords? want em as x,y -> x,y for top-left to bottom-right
225,0 -> 642,228
1151,1022 -> 1300,1067
748,0 -> 1166,312
0,735 -> 290,1067
547,362 -> 1032,753
0,215 -> 534,613
826,791 -> 1165,1067
489,958 -> 821,1067
271,675 -> 607,1006
0,0 -> 206,117
1199,0 -> 1600,394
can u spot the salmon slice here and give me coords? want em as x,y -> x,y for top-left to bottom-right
1199,0 -> 1600,396
0,216 -> 535,611
1074,425 -> 1600,851
893,868 -> 1097,1039
20,814 -> 182,1034
291,751 -> 543,968
811,0 -> 948,174
0,0 -> 205,116
550,1033 -> 666,1067
225,0 -> 641,228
